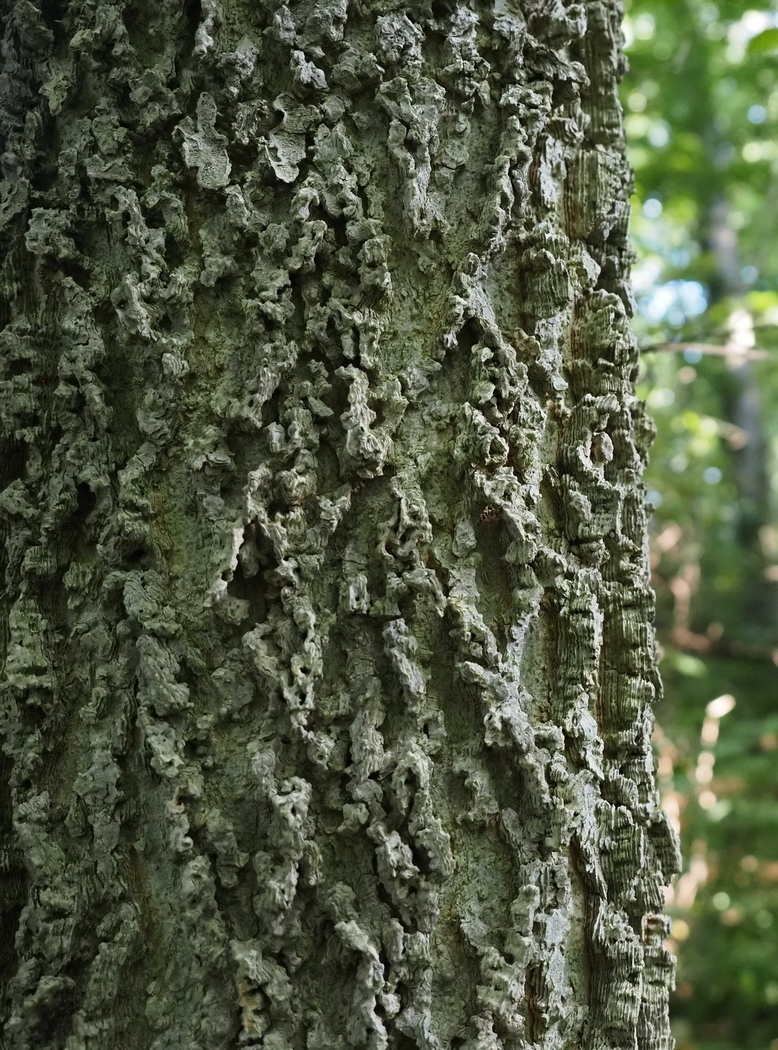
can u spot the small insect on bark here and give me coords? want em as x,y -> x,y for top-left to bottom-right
478,505 -> 499,524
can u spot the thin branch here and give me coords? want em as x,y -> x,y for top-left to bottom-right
640,342 -> 769,360
658,626 -> 778,665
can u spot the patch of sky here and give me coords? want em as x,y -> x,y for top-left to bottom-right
648,121 -> 670,147
643,197 -> 663,219
640,280 -> 708,324
727,10 -> 778,62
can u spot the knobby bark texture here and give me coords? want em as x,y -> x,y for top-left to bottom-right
0,1 -> 681,1048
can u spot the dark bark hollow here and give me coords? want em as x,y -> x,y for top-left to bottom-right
0,0 -> 680,1047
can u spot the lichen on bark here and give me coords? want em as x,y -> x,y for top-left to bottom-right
0,1 -> 680,1048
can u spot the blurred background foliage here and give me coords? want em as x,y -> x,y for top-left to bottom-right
622,1 -> 778,1047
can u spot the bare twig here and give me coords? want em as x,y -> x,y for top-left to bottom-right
641,342 -> 769,360
658,626 -> 778,665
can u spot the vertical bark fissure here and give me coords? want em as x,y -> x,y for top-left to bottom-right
0,1 -> 679,1048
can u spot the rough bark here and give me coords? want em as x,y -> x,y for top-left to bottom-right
0,1 -> 680,1049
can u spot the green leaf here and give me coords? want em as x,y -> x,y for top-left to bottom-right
671,653 -> 707,678
747,28 -> 778,55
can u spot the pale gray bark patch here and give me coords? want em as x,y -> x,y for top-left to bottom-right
0,0 -> 680,1048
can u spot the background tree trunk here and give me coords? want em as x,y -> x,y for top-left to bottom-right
0,1 -> 680,1048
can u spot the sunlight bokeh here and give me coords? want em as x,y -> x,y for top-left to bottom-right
622,3 -> 778,1047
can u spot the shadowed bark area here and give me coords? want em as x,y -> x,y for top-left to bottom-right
0,1 -> 680,1048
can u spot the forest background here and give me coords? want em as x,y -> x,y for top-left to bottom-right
623,1 -> 778,1047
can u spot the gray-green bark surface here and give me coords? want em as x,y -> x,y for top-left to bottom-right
0,0 -> 681,1047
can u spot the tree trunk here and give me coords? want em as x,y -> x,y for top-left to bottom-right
0,1 -> 679,1048
703,192 -> 772,627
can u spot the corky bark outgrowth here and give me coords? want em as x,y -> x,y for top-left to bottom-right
0,0 -> 681,1048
